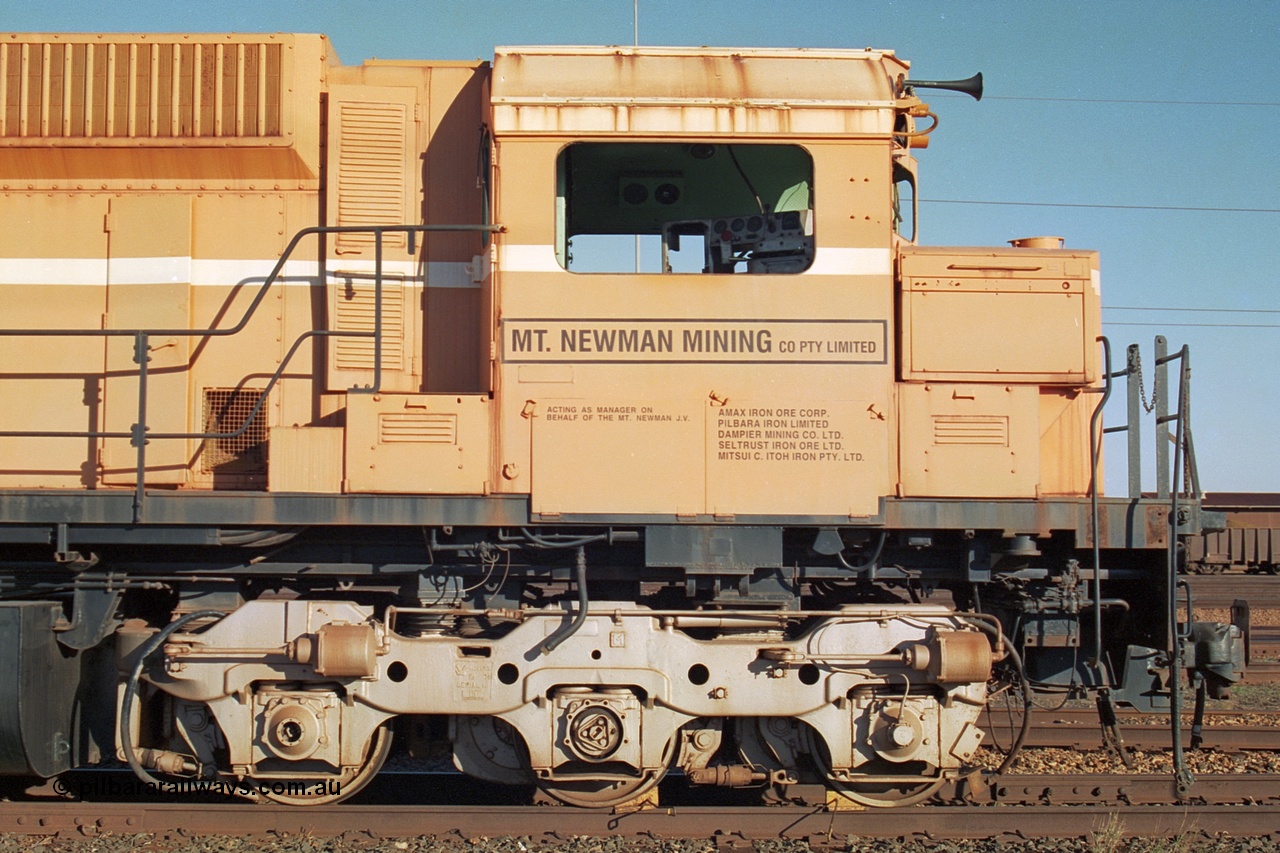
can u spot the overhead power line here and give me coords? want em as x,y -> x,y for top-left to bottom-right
1103,321 -> 1280,329
988,95 -> 1280,107
930,92 -> 1280,107
1100,307 -> 1280,329
922,199 -> 1280,214
1106,306 -> 1280,315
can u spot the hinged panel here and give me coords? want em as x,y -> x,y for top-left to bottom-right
530,398 -> 703,516
325,85 -> 417,256
705,398 -> 888,517
0,195 -> 108,487
324,85 -> 420,393
326,271 -> 418,392
102,194 -> 192,485
897,247 -> 1099,384
268,427 -> 343,493
345,394 -> 489,494
332,275 -> 405,371
904,290 -> 1086,381
898,383 -> 1039,498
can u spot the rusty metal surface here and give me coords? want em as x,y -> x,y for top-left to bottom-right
976,772 -> 1280,806
1188,524 -> 1280,571
997,708 -> 1280,752
490,45 -> 903,105
1205,493 -> 1280,510
1186,498 -> 1280,572
884,496 -> 1173,549
1252,625 -> 1280,658
1188,574 -> 1280,609
1243,660 -> 1280,684
0,492 -> 1194,547
1,798 -> 1278,841
936,629 -> 993,683
0,491 -> 531,527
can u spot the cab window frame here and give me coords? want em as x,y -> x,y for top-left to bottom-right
555,141 -> 816,275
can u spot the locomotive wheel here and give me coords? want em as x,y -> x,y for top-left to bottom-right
826,770 -> 946,808
535,733 -> 674,808
803,728 -> 945,808
257,722 -> 392,806
535,769 -> 665,808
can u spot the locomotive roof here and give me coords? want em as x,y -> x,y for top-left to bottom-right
491,45 -> 909,135
493,45 -> 906,104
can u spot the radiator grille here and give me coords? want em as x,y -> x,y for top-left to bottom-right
932,415 -> 1008,446
334,101 -> 408,252
0,39 -> 282,139
333,278 -> 405,371
201,388 -> 268,473
378,413 -> 457,444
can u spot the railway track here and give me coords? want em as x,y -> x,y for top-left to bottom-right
989,707 -> 1280,752
1245,659 -> 1280,683
12,726 -> 1280,847
1245,624 -> 1279,681
1187,574 -> 1279,609
1250,624 -> 1280,657
1,793 -> 1279,843
1183,574 -> 1279,682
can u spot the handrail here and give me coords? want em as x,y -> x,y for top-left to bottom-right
1160,341 -> 1195,797
0,223 -> 503,522
1087,336 -> 1113,677
1092,334 -> 1200,794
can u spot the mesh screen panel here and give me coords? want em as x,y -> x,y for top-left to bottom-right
201,388 -> 267,473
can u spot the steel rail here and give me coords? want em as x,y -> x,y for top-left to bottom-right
1186,574 -> 1280,609
974,772 -> 1280,806
1241,659 -> 1280,683
1,799 -> 1278,841
993,707 -> 1280,752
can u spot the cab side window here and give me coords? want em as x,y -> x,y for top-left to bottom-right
892,162 -> 916,243
556,143 -> 814,274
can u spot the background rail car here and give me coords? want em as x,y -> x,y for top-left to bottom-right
0,34 -> 1244,808
1186,494 -> 1280,574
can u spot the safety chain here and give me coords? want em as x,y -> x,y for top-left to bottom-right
1132,349 -> 1157,414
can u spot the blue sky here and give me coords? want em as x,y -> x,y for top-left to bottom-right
8,2 -> 1278,494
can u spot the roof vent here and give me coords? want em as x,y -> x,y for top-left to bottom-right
1008,236 -> 1064,249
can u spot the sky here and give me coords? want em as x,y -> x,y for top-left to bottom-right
7,1 -> 1278,495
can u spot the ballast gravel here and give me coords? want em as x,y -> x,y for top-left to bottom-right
0,832 -> 1274,852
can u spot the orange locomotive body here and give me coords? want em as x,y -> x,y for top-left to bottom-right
0,34 -> 1240,805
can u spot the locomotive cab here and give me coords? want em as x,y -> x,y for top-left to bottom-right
490,47 -> 900,521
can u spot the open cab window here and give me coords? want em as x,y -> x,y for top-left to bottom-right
892,159 -> 917,243
556,142 -> 814,274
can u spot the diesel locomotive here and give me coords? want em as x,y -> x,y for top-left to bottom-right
0,34 -> 1245,807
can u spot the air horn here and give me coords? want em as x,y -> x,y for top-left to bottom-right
906,72 -> 984,102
